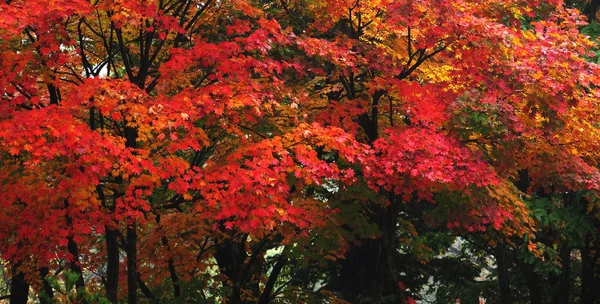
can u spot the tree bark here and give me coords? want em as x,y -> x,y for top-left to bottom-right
124,121 -> 139,304
214,236 -> 267,304
339,237 -> 380,303
581,233 -> 600,304
495,245 -> 511,304
257,255 -> 286,304
338,74 -> 390,303
38,267 -> 54,303
10,265 -> 29,304
67,226 -> 86,294
127,223 -> 138,304
523,261 -> 542,304
557,246 -> 571,304
105,228 -> 120,304
556,193 -> 575,304
584,0 -> 600,22
214,239 -> 245,304
161,236 -> 181,298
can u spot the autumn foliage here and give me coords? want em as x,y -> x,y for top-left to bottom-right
1,0 -> 600,303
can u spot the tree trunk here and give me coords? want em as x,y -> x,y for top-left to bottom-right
124,122 -> 139,304
549,268 -> 560,304
495,244 -> 511,304
555,193 -> 574,304
105,227 -> 120,303
581,233 -> 600,304
557,246 -> 571,304
38,267 -> 54,303
161,236 -> 181,298
523,261 -> 542,304
214,236 -> 267,304
215,239 -> 244,304
339,238 -> 380,303
10,265 -> 29,304
339,202 -> 397,303
584,0 -> 600,22
257,255 -> 286,304
92,110 -> 119,304
127,223 -> 138,304
337,193 -> 402,303
334,44 -> 392,304
67,231 -> 86,293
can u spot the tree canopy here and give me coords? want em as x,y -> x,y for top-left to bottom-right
1,0 -> 600,303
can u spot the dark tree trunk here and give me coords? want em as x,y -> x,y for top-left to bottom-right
557,246 -> 571,304
549,268 -> 560,304
10,265 -> 29,304
523,261 -> 542,304
64,199 -> 86,302
555,193 -> 575,304
339,237 -> 381,303
91,109 -> 118,304
161,236 -> 181,298
584,0 -> 600,22
127,223 -> 138,304
516,170 -> 542,303
581,233 -> 600,304
123,123 -> 139,304
214,239 -> 245,304
215,240 -> 238,304
38,267 -> 54,303
214,236 -> 267,304
495,245 -> 511,304
381,195 -> 402,301
338,200 -> 402,303
67,233 -> 86,293
105,227 -> 120,303
338,87 -> 397,303
257,255 -> 286,304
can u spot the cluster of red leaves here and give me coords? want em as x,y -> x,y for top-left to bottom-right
364,127 -> 497,200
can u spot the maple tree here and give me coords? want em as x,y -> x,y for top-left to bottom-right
1,0 -> 600,303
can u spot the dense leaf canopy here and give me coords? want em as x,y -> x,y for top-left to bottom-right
1,0 -> 600,303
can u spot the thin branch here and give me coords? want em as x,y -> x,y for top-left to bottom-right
113,26 -> 135,81
137,274 -> 156,300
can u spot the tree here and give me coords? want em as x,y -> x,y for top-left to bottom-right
275,0 -> 600,302
1,0 -> 600,303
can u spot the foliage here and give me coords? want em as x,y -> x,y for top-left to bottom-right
0,0 -> 599,303
41,270 -> 110,304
